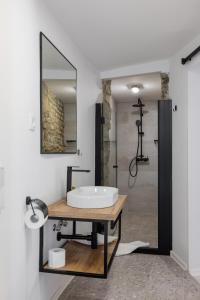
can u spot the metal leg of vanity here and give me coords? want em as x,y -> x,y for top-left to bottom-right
39,212 -> 122,278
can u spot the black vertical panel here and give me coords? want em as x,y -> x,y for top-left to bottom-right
95,103 -> 103,186
95,103 -> 105,233
158,100 -> 172,254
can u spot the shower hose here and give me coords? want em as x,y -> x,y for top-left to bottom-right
129,124 -> 140,178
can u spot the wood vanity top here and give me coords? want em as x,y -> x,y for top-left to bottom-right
48,195 -> 127,221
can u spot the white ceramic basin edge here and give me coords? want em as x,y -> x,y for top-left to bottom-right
67,186 -> 119,208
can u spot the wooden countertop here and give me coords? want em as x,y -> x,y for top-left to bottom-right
48,195 -> 127,221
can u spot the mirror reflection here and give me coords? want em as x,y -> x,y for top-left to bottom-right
40,33 -> 77,153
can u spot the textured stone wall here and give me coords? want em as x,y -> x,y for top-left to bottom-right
102,80 -> 112,186
42,82 -> 64,152
161,73 -> 169,99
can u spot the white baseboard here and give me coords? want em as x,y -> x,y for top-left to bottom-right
51,276 -> 74,300
194,277 -> 200,283
189,269 -> 200,283
170,252 -> 200,284
170,251 -> 188,270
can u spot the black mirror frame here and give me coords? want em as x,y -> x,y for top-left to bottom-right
40,32 -> 77,154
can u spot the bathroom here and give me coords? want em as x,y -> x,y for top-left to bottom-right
1,1 -> 200,300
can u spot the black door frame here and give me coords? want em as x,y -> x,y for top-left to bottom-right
95,103 -> 103,186
95,101 -> 172,255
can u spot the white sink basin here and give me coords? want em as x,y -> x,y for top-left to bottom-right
67,186 -> 119,208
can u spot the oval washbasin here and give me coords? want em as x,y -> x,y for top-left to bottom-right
67,186 -> 119,208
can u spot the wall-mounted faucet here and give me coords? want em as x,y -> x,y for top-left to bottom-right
66,166 -> 90,194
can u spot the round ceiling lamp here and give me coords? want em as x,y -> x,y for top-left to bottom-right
127,83 -> 144,94
131,86 -> 140,94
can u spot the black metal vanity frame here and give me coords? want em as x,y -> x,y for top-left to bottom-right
39,212 -> 122,278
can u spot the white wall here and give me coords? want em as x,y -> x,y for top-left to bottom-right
64,103 -> 76,143
100,59 -> 169,79
169,34 -> 200,271
188,59 -> 200,277
0,2 -> 13,299
0,1 -> 100,300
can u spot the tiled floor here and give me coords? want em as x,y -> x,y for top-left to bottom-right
58,205 -> 198,299
121,210 -> 158,247
59,213 -> 199,300
59,254 -> 200,300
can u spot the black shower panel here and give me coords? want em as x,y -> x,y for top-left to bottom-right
133,98 -> 149,162
129,98 -> 149,178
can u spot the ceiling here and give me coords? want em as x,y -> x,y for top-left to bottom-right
112,72 -> 161,102
42,35 -> 75,71
44,0 -> 200,71
45,80 -> 76,103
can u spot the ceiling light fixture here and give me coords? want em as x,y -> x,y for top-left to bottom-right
127,83 -> 144,94
131,86 -> 140,94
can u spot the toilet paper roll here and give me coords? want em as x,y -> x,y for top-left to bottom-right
48,248 -> 65,268
24,207 -> 48,229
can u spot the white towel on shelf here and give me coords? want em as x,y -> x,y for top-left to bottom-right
116,241 -> 149,256
74,233 -> 117,245
74,234 -> 149,256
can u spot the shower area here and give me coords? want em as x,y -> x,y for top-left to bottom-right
117,97 -> 158,247
95,72 -> 172,254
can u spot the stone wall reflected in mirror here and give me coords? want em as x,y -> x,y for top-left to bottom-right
40,33 -> 77,153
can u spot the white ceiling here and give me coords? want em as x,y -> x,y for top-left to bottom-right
112,72 -> 161,102
45,80 -> 76,103
42,34 -> 76,71
44,0 -> 200,71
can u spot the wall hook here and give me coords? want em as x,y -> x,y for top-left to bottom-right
26,196 -> 37,217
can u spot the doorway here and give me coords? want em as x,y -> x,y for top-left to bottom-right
95,72 -> 172,254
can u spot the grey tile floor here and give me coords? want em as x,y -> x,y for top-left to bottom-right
59,211 -> 200,300
121,210 -> 158,247
59,254 -> 200,300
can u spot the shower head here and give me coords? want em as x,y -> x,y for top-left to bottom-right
136,120 -> 141,127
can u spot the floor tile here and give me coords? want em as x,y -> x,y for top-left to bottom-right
59,255 -> 200,300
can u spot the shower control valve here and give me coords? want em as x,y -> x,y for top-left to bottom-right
136,156 -> 149,162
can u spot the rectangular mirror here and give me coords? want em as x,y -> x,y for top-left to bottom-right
40,33 -> 77,154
